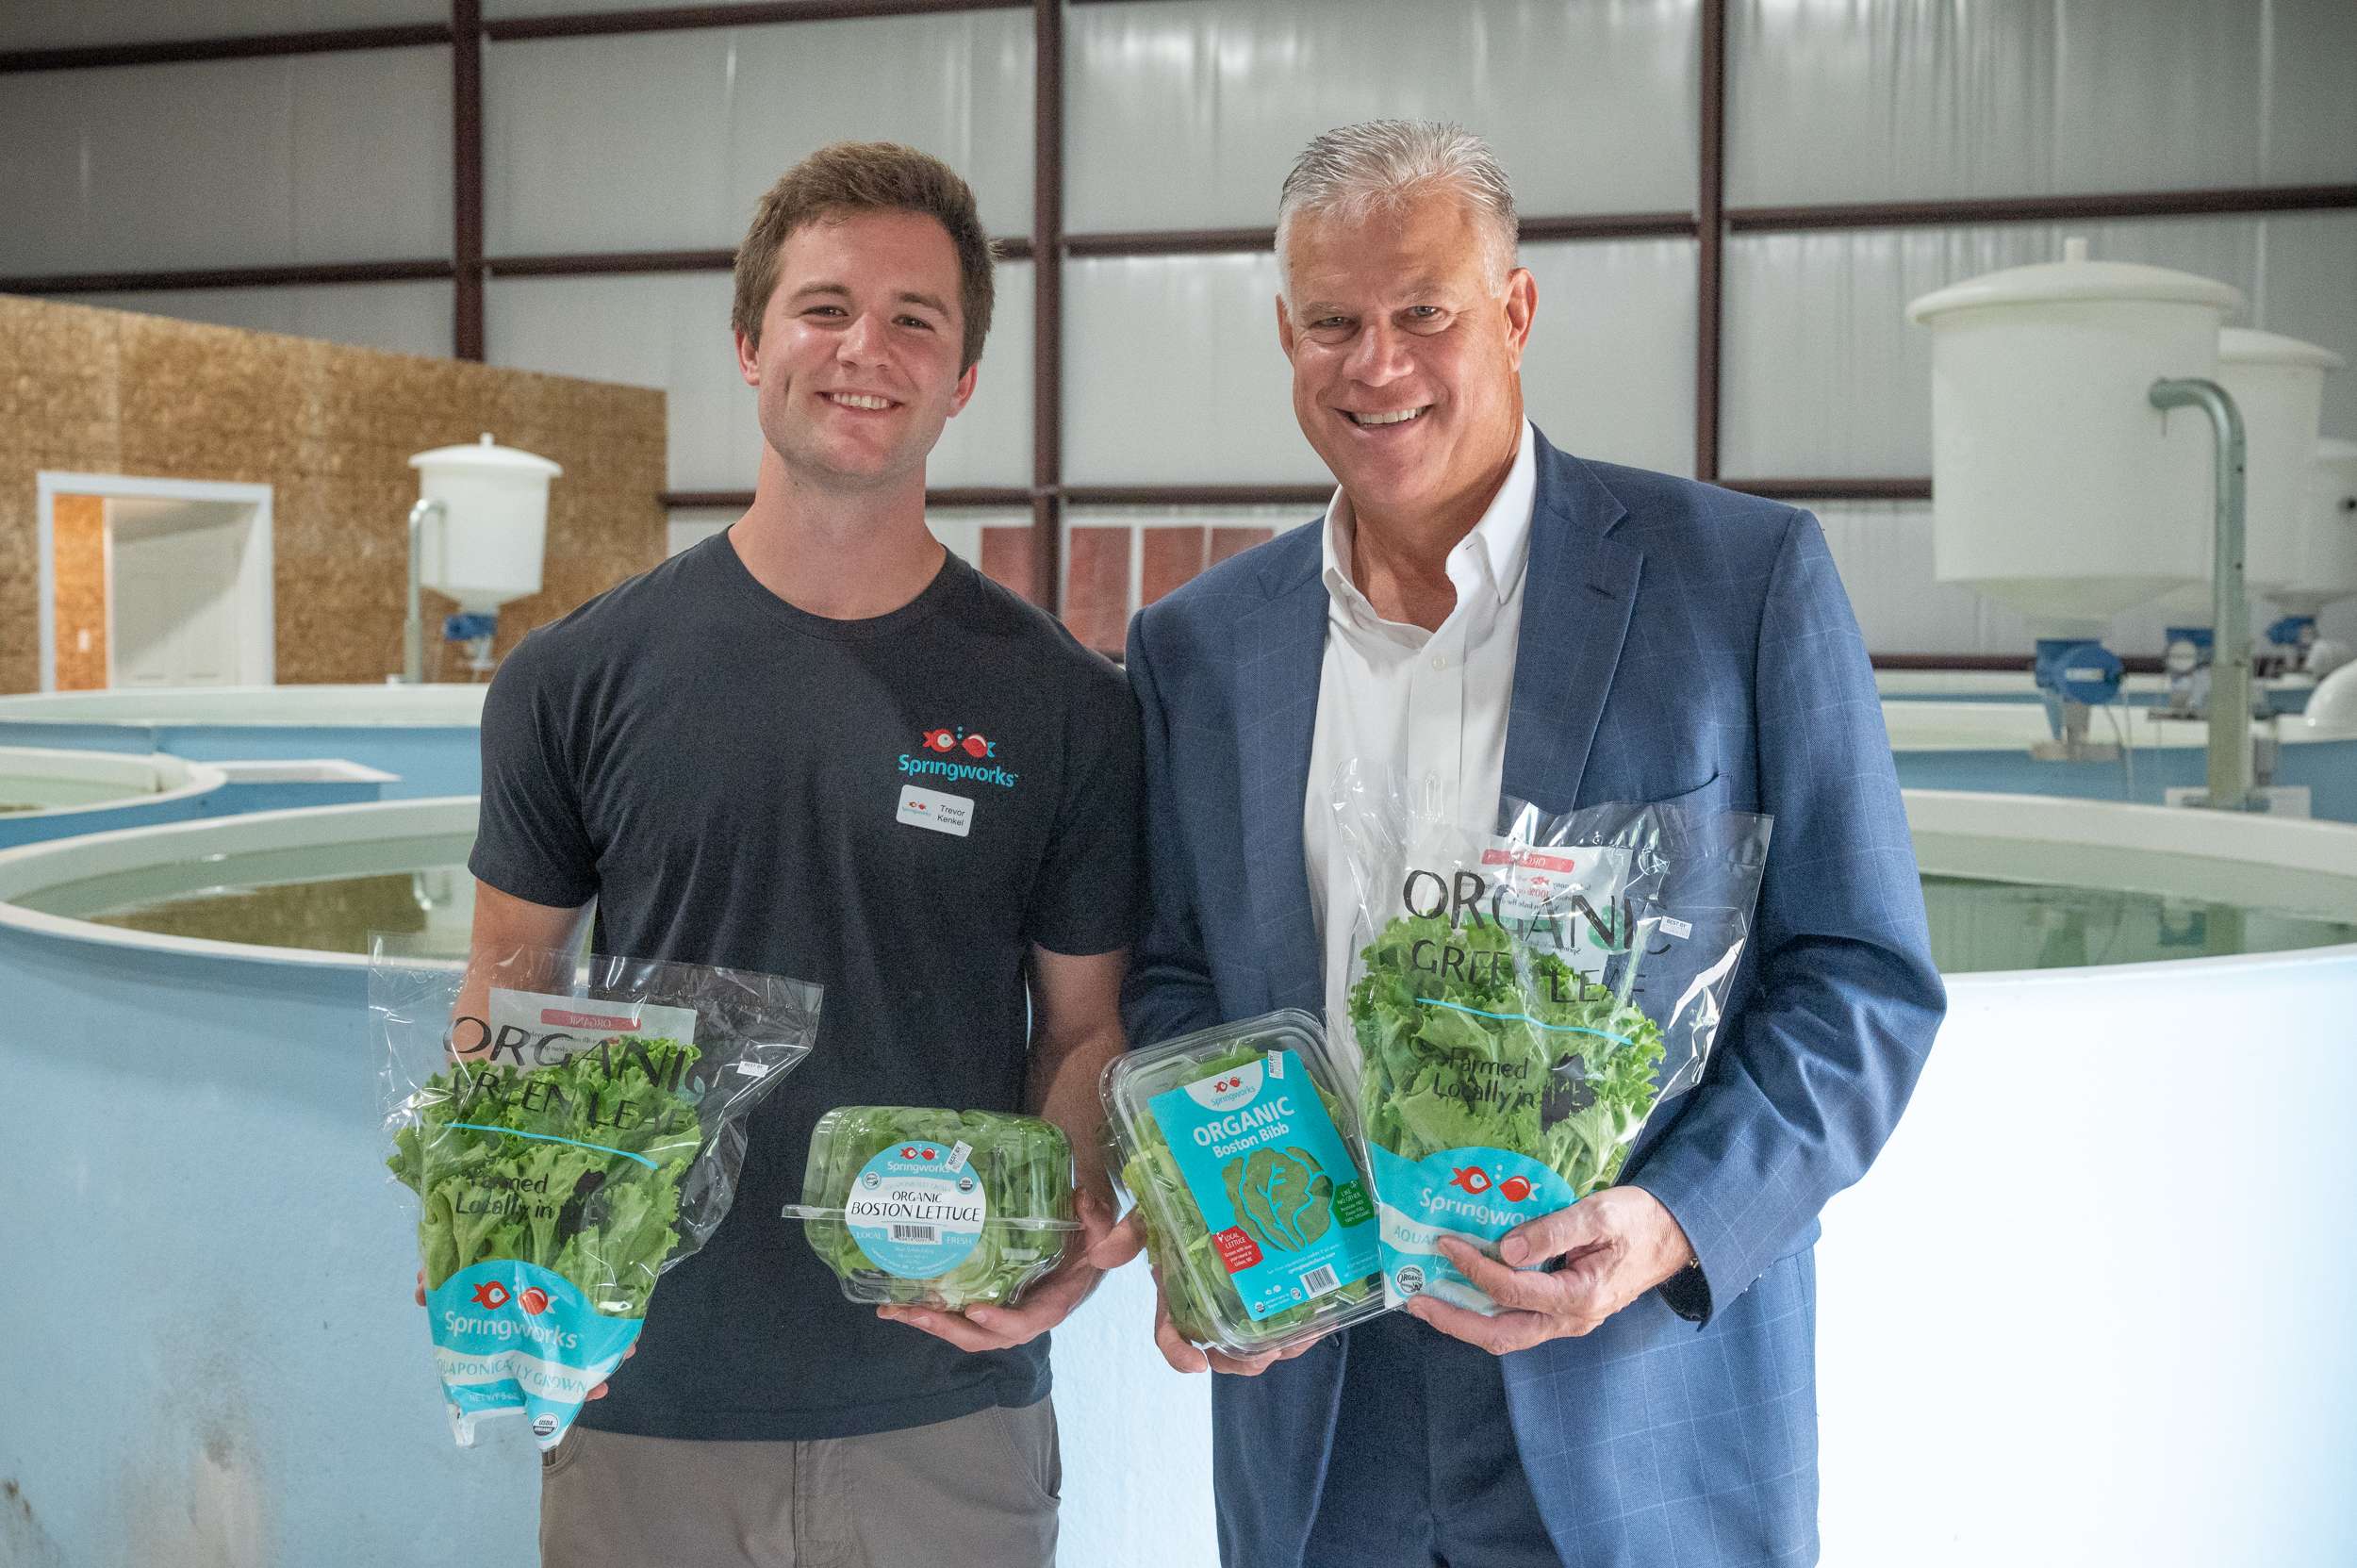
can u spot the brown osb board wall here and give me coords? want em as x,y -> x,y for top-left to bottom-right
49,493 -> 106,690
0,294 -> 666,694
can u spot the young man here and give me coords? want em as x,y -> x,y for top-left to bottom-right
1106,121 -> 1945,1566
462,141 -> 1139,1567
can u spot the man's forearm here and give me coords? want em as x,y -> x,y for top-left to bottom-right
1029,1022 -> 1124,1197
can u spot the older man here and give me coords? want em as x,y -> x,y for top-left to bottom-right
1101,121 -> 1946,1567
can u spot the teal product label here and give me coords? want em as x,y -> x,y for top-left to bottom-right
1366,1143 -> 1576,1313
845,1140 -> 987,1278
1146,1050 -> 1377,1322
426,1260 -> 640,1451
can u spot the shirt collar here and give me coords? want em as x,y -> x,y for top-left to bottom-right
1320,419 -> 1538,620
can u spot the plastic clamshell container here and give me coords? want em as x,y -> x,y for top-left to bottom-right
1100,1009 -> 1389,1357
785,1106 -> 1078,1310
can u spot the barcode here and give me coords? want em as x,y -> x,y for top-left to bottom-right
1300,1265 -> 1341,1296
891,1224 -> 937,1243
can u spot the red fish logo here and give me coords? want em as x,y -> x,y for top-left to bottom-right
921,729 -> 957,752
900,1147 -> 918,1159
470,1280 -> 510,1311
1447,1166 -> 1492,1196
920,1148 -> 937,1161
1496,1177 -> 1534,1204
962,733 -> 995,759
519,1286 -> 550,1316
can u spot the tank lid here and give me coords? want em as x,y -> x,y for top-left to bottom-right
2218,327 -> 2347,371
2319,437 -> 2357,462
1906,237 -> 2244,324
408,432 -> 563,478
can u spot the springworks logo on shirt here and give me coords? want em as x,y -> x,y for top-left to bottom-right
898,725 -> 1020,789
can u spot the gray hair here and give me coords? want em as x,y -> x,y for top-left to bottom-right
1275,120 -> 1519,300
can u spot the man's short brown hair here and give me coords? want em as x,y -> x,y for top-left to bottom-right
732,141 -> 997,371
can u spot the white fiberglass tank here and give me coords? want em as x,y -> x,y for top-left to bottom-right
408,433 -> 561,614
2273,437 -> 2357,619
2155,330 -> 2345,619
1906,239 -> 2242,635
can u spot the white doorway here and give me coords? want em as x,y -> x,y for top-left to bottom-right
35,474 -> 275,692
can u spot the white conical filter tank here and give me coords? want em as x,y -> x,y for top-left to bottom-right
1906,239 -> 2243,636
2153,329 -> 2344,620
407,434 -> 561,615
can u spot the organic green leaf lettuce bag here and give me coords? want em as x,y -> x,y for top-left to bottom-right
377,944 -> 821,1449
1331,767 -> 1769,1313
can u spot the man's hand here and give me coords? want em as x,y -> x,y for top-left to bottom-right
1403,1186 -> 1694,1355
878,1187 -> 1120,1352
415,1265 -> 631,1400
1086,1209 -> 1320,1377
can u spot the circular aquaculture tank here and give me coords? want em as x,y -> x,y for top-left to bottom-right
0,747 -> 226,850
0,684 -> 487,799
2,794 -> 2349,1566
1819,792 -> 2357,1565
1885,698 -> 2357,820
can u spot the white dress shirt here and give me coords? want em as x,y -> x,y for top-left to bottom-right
1304,420 -> 1539,1031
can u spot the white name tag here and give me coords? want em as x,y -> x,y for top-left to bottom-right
897,784 -> 974,837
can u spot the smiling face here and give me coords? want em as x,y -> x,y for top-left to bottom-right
734,207 -> 978,492
1277,190 -> 1535,527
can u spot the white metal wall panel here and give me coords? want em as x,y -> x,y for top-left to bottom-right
74,282 -> 454,357
484,14 -> 1033,258
0,0 -> 442,51
488,260 -> 1030,491
1727,0 -> 2314,206
0,48 -> 453,275
1066,0 -> 1699,234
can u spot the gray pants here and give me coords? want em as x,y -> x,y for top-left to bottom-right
539,1399 -> 1061,1568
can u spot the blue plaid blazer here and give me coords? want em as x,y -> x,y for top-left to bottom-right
1122,430 -> 1946,1568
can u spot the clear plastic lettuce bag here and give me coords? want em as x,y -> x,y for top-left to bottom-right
376,942 -> 822,1449
1331,766 -> 1770,1313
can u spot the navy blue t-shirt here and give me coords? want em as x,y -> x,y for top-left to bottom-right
470,532 -> 1142,1440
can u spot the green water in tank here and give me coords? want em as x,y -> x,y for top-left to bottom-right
10,837 -> 2355,971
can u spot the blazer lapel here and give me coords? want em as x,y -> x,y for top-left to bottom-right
1502,436 -> 1641,815
1233,539 -> 1329,1011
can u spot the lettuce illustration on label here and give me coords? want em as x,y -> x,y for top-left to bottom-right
790,1106 -> 1078,1310
1225,1146 -> 1335,1254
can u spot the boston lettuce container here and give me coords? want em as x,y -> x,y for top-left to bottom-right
785,1106 -> 1078,1309
1100,1010 -> 1388,1356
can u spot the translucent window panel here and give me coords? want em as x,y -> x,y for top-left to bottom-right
485,14 -> 1033,257
1718,216 -> 2354,481
1518,238 -> 1695,475
1727,0 -> 2316,205
0,0 -> 442,50
1063,251 -> 1320,486
1067,0 -> 1698,234
1066,239 -> 1695,486
2266,0 -> 2357,187
74,282 -> 454,358
1062,505 -> 1302,655
0,48 -> 453,275
487,260 -> 1030,492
